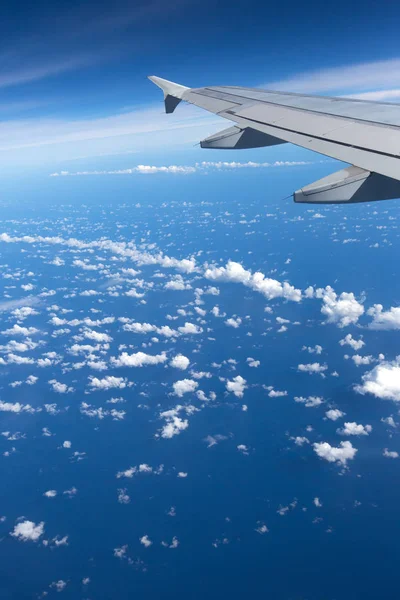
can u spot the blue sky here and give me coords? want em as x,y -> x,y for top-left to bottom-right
1,0 -> 400,172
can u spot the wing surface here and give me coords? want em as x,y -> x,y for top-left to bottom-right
149,76 -> 400,203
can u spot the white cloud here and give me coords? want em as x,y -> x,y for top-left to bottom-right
159,405 -> 198,439
226,375 -> 247,398
266,387 -> 287,398
246,357 -> 260,368
383,449 -> 399,459
297,363 -> 328,375
302,344 -> 323,355
292,436 -> 309,446
0,400 -> 36,413
140,535 -> 152,548
162,536 -> 179,548
177,322 -> 202,335
352,355 -> 374,367
255,523 -> 269,534
314,497 -> 322,508
313,441 -> 357,465
318,286 -> 364,327
355,359 -> 400,401
48,379 -> 73,394
50,580 -> 67,592
111,351 -> 167,368
337,422 -> 372,436
44,490 -> 57,498
339,334 -> 365,351
117,489 -> 130,504
170,354 -> 190,370
116,463 -> 158,479
164,275 -> 192,290
63,441 -> 71,448
294,396 -> 323,408
50,161 -> 313,177
11,520 -> 45,542
80,402 -> 125,420
1,324 -> 39,336
88,375 -> 128,390
325,409 -> 345,421
367,304 -> 400,330
225,317 -> 242,328
205,260 -> 301,302
11,306 -> 39,320
172,379 -> 198,397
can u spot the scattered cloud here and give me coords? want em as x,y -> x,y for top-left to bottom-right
313,441 -> 357,466
11,520 -> 45,542
355,359 -> 400,402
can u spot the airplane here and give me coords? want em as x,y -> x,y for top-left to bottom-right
148,75 -> 400,204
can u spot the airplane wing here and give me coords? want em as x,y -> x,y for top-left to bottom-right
148,75 -> 400,204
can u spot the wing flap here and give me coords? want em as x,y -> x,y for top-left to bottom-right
294,166 -> 400,204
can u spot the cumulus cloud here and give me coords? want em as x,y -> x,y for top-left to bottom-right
297,363 -> 327,375
1,324 -> 39,336
355,359 -> 400,401
0,400 -> 36,413
88,375 -> 128,390
170,354 -> 190,370
204,260 -> 301,302
351,355 -> 374,367
11,520 -> 45,542
140,535 -> 152,547
313,441 -> 357,465
226,375 -> 247,398
337,422 -> 372,436
318,286 -> 364,327
383,449 -> 399,459
339,334 -> 365,351
111,351 -> 167,368
325,409 -> 345,421
225,317 -> 242,328
177,322 -> 202,335
246,357 -> 260,368
48,379 -> 73,394
172,379 -> 198,397
158,404 -> 198,439
367,304 -> 400,330
294,396 -> 323,408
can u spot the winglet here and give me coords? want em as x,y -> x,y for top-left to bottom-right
148,76 -> 190,113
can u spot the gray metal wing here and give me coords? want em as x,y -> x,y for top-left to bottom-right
148,76 -> 400,204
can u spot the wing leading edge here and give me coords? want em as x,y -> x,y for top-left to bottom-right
148,75 -> 400,204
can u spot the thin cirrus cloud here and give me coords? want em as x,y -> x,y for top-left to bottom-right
0,55 -> 97,90
264,58 -> 400,99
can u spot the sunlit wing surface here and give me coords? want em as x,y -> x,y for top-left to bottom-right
148,75 -> 400,204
